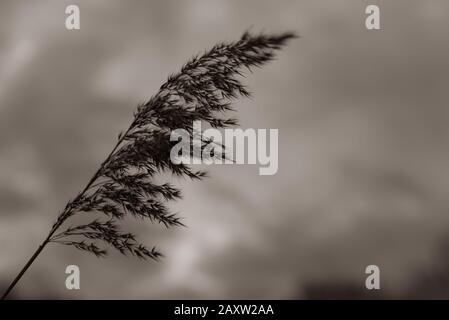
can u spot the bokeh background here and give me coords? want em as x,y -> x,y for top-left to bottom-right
1,0 -> 449,299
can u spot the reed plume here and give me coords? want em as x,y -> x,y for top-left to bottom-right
1,31 -> 296,299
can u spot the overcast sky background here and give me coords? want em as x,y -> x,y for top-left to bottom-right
1,0 -> 449,299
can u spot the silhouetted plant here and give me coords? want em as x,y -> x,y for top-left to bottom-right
1,31 -> 296,299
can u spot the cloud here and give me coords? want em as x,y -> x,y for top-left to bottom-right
1,0 -> 449,298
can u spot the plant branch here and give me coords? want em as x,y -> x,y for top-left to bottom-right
1,31 -> 296,299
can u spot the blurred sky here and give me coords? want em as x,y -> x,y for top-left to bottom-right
1,0 -> 449,299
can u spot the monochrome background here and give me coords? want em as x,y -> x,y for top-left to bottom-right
1,0 -> 449,299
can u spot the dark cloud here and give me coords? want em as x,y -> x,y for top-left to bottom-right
1,0 -> 449,298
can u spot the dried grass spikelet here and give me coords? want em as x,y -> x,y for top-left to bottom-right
2,30 -> 296,299
49,31 -> 297,259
